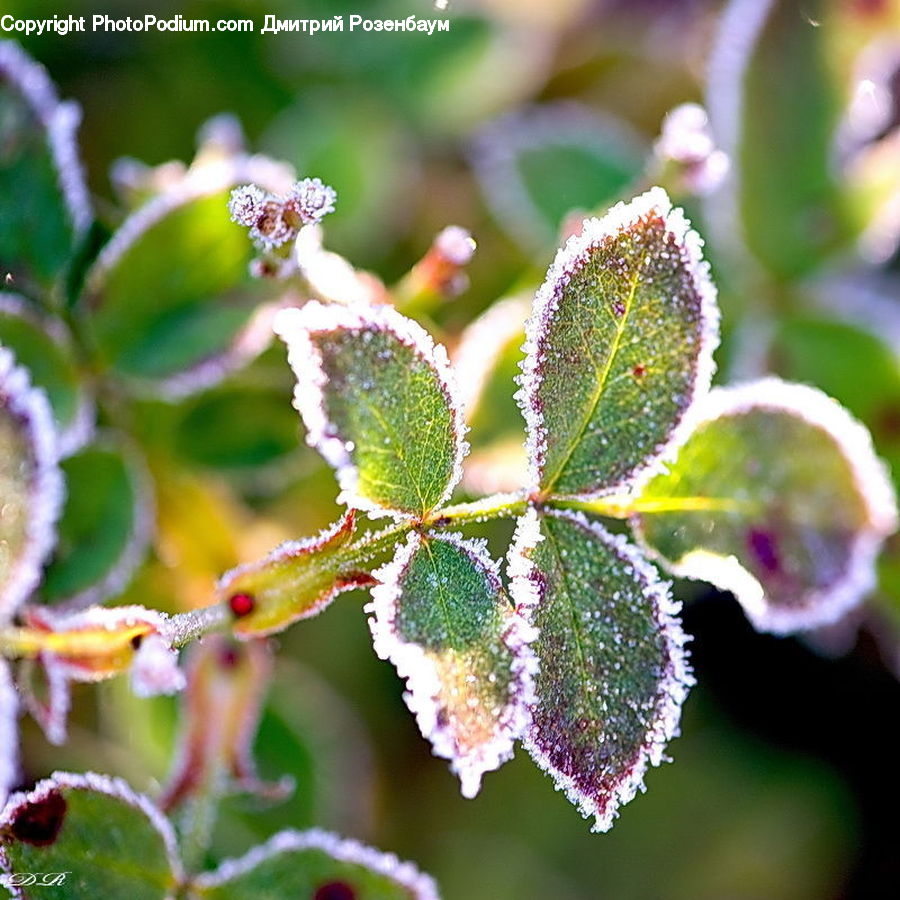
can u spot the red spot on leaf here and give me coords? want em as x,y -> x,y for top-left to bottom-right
747,527 -> 780,576
632,364 -> 646,378
9,790 -> 67,846
229,593 -> 255,618
217,642 -> 241,669
314,882 -> 357,900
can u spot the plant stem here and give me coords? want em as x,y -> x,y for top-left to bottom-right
0,490 -> 626,664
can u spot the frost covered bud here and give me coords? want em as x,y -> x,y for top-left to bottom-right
229,178 -> 337,252
655,103 -> 729,196
250,200 -> 295,249
402,225 -> 477,303
434,225 -> 476,267
284,177 -> 338,226
228,184 -> 266,227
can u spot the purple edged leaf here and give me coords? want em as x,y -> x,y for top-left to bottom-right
0,771 -> 181,899
519,187 -> 718,499
368,532 -> 536,799
190,828 -> 439,899
633,379 -> 899,634
508,508 -> 692,832
274,302 -> 467,519
0,348 -> 64,622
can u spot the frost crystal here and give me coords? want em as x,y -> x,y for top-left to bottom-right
228,177 -> 337,250
285,177 -> 337,225
228,184 -> 265,227
194,828 -> 439,898
0,348 -> 64,623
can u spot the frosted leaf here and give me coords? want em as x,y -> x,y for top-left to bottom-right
193,827 -> 439,899
519,186 -> 719,499
509,508 -> 692,832
0,348 -> 64,623
633,379 -> 899,634
22,604 -> 179,687
39,435 -> 154,610
82,154 -> 292,397
0,771 -> 181,897
0,40 -> 92,291
705,0 -> 853,279
217,510 -> 374,637
472,102 -> 647,251
0,293 -> 94,457
368,532 -> 536,798
274,302 -> 468,519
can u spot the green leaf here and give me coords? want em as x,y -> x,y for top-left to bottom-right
0,771 -> 181,899
173,384 -> 300,473
0,41 -> 91,296
190,829 -> 438,899
473,103 -> 647,251
706,0 -> 852,279
771,314 -> 900,476
0,293 -> 92,456
39,437 -> 153,607
519,187 -> 718,499
369,532 -> 535,798
452,295 -> 529,494
632,379 -> 898,634
508,508 -> 692,832
218,511 -> 374,638
0,348 -> 63,621
81,160 -> 285,395
275,302 -> 467,519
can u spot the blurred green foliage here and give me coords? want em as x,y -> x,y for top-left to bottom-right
3,0 -> 900,897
